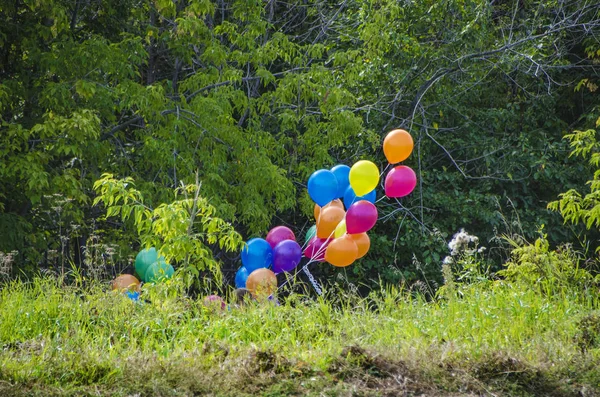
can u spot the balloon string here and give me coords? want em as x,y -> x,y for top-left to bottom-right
300,231 -> 313,251
277,228 -> 334,292
276,259 -> 314,290
379,163 -> 391,178
303,267 -> 323,296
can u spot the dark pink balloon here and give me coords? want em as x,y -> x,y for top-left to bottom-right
266,226 -> 296,248
203,295 -> 226,310
385,166 -> 417,198
346,200 -> 377,234
303,237 -> 329,262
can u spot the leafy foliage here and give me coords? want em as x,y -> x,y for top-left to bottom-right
548,128 -> 600,231
93,173 -> 243,287
498,231 -> 596,295
1,0 -> 600,287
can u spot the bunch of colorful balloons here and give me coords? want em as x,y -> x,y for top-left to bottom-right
111,247 -> 175,299
234,129 -> 417,288
301,128 -> 417,268
303,160 -> 378,267
234,226 -> 300,297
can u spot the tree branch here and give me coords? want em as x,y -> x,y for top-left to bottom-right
185,67 -> 309,102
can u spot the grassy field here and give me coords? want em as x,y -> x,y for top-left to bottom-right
1,276 -> 600,396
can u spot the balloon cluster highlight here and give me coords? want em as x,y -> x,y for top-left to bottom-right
303,159 -> 380,267
111,247 -> 175,301
234,128 -> 417,291
234,226 -> 301,297
302,129 -> 416,268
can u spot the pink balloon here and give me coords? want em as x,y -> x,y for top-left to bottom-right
346,200 -> 377,234
266,226 -> 296,248
203,295 -> 226,310
303,237 -> 329,262
385,166 -> 417,198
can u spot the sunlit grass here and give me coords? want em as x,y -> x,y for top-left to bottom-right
0,277 -> 599,396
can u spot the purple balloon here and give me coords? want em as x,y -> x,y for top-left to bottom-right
266,226 -> 296,248
303,237 -> 329,262
385,166 -> 417,198
272,240 -> 302,274
346,200 -> 378,234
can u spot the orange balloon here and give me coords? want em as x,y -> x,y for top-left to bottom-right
111,274 -> 140,292
349,233 -> 370,259
314,199 -> 343,221
325,235 -> 358,267
246,268 -> 277,298
317,206 -> 345,238
383,129 -> 414,164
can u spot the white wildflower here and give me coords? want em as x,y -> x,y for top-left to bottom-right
447,229 -> 482,256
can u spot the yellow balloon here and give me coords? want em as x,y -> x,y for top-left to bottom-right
349,160 -> 380,196
334,219 -> 347,238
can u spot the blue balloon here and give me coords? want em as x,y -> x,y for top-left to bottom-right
125,291 -> 140,301
241,238 -> 273,273
331,164 -> 351,199
308,169 -> 338,206
235,266 -> 249,288
343,185 -> 376,209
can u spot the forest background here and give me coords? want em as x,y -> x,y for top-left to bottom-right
2,0 -> 600,291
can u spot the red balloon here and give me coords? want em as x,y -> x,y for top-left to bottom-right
266,226 -> 296,248
385,166 -> 417,198
303,237 -> 329,262
346,200 -> 377,234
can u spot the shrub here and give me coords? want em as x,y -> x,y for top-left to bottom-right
93,173 -> 243,288
497,231 -> 596,295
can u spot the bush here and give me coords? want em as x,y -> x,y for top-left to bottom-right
497,231 -> 596,295
93,173 -> 244,289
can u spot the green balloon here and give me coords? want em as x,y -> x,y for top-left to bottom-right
144,260 -> 174,283
305,225 -> 317,244
135,248 -> 164,280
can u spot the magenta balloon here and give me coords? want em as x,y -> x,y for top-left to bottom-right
203,295 -> 226,310
346,200 -> 378,234
266,226 -> 296,248
272,239 -> 302,273
385,166 -> 417,198
303,237 -> 329,262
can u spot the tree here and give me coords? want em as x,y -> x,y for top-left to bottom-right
1,0 -> 600,288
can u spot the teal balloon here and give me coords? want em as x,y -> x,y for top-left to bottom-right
305,225 -> 317,244
135,248 -> 164,280
144,260 -> 174,283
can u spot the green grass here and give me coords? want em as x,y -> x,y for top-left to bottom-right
1,278 -> 599,396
